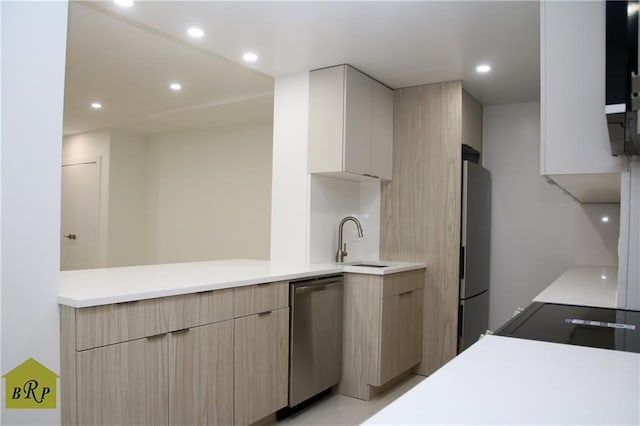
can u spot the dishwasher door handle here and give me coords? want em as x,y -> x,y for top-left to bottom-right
294,281 -> 341,295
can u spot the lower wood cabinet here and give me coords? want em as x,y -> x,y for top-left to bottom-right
339,269 -> 425,400
61,281 -> 289,426
234,308 -> 289,426
377,288 -> 424,385
169,321 -> 234,426
76,335 -> 168,426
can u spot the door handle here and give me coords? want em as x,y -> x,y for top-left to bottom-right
294,281 -> 341,294
63,234 -> 77,240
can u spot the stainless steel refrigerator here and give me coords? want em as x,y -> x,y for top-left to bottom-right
458,160 -> 491,352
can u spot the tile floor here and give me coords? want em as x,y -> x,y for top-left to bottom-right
278,375 -> 426,425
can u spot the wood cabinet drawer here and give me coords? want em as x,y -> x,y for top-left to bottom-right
344,269 -> 425,300
75,298 -> 167,350
380,269 -> 425,298
166,288 -> 234,331
233,281 -> 288,317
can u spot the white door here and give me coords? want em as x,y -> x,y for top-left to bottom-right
61,159 -> 101,270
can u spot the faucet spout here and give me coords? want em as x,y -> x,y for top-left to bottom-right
336,216 -> 364,263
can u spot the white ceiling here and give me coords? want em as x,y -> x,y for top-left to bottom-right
63,2 -> 274,136
64,1 -> 540,136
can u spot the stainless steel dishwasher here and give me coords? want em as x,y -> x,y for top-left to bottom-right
288,275 -> 343,407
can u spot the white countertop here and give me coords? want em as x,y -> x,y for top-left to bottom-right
534,264 -> 618,308
363,335 -> 640,425
59,259 -> 425,308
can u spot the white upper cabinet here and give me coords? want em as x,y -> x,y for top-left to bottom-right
344,66 -> 373,176
309,65 -> 393,181
540,1 -> 626,202
372,80 -> 394,180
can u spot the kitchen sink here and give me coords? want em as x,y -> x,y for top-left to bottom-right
351,263 -> 388,268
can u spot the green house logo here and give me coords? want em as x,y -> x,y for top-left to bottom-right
2,358 -> 58,409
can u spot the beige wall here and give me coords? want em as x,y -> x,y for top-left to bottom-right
146,122 -> 273,263
62,122 -> 273,268
107,130 -> 150,266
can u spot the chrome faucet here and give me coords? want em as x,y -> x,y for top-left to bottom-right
336,216 -> 364,263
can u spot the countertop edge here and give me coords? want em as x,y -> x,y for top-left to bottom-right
58,260 -> 426,308
532,264 -> 618,309
361,335 -> 640,425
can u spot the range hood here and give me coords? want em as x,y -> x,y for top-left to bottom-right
606,0 -> 640,156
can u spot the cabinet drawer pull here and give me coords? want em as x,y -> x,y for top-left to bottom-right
116,300 -> 140,305
399,290 -> 413,297
146,333 -> 166,341
258,310 -> 272,316
170,328 -> 191,335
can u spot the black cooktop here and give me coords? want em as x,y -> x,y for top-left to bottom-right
495,302 -> 640,354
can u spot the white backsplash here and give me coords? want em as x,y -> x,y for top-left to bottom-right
573,203 -> 620,267
309,175 -> 380,264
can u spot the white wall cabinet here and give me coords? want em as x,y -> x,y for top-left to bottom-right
61,281 -> 289,426
309,65 -> 393,181
540,1 -> 627,202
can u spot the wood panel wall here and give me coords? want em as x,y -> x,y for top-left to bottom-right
380,81 -> 462,376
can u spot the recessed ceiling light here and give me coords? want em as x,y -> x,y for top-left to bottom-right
169,82 -> 182,91
113,0 -> 133,7
91,102 -> 102,109
476,64 -> 491,73
243,52 -> 258,63
602,216 -> 610,223
601,275 -> 607,280
187,27 -> 204,39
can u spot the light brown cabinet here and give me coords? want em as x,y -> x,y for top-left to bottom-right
74,297 -> 167,350
381,81 -> 476,375
234,308 -> 289,426
61,281 -> 289,426
377,288 -> 424,385
76,335 -> 168,425
169,321 -> 234,426
339,269 -> 425,400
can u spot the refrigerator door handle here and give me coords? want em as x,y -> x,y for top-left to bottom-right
460,246 -> 465,279
458,302 -> 464,338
